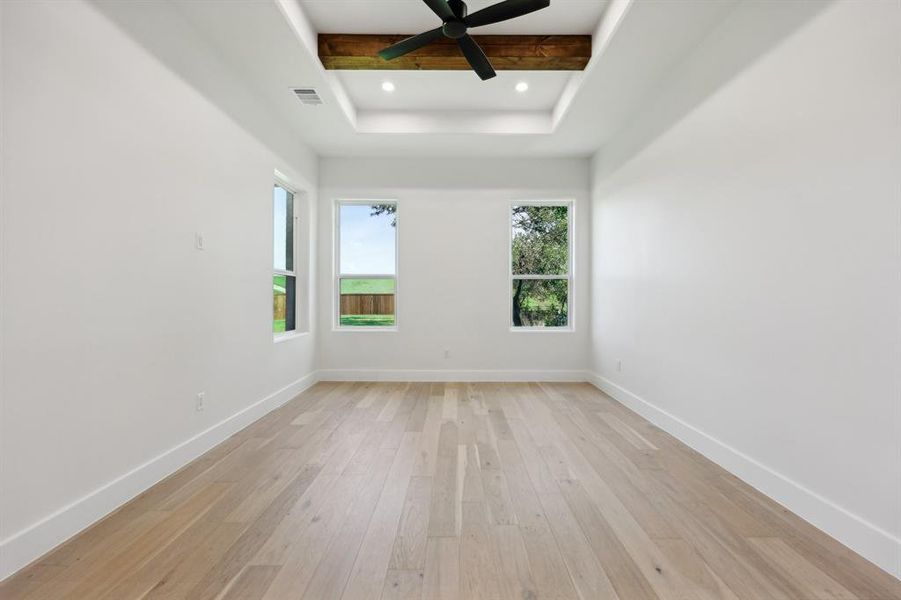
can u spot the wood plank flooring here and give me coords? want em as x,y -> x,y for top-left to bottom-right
2,382 -> 899,599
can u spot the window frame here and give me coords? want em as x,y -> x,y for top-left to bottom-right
508,200 -> 574,332
273,177 -> 303,341
334,199 -> 399,332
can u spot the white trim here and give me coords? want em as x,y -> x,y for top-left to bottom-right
318,369 -> 588,382
509,200 -> 574,330
331,327 -> 398,333
273,169 -> 298,194
273,330 -> 310,343
0,371 -> 320,582
512,274 -> 569,280
334,199 -> 399,330
273,182 -> 301,338
586,372 -> 901,580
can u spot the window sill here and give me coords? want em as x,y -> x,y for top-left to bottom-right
332,326 -> 398,333
510,327 -> 574,333
273,331 -> 310,343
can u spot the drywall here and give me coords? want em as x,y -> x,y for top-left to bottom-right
0,0 -> 318,578
590,0 -> 900,577
318,158 -> 590,380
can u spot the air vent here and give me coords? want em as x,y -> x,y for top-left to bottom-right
293,88 -> 323,106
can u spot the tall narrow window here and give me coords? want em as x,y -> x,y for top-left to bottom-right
511,203 -> 571,328
336,201 -> 397,328
273,183 -> 296,334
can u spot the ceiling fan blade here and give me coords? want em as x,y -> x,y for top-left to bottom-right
457,35 -> 496,80
465,0 -> 550,28
422,0 -> 455,21
379,27 -> 444,60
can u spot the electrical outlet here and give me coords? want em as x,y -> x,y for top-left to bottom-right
616,360 -> 622,373
196,392 -> 205,412
195,232 -> 205,250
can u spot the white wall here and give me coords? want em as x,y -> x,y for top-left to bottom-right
318,158 -> 590,380
590,0 -> 900,577
0,0 -> 318,578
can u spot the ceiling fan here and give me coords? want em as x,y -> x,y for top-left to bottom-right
378,0 -> 551,81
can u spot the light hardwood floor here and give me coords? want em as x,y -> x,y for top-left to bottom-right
2,382 -> 899,599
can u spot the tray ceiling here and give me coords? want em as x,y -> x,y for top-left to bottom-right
299,0 -> 609,35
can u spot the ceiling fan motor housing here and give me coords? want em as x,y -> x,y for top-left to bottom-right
442,21 -> 467,39
443,0 -> 468,38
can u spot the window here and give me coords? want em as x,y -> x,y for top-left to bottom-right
511,202 -> 572,329
273,183 -> 296,334
336,201 -> 397,328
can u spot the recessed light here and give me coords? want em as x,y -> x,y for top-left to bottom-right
515,81 -> 529,93
381,81 -> 396,93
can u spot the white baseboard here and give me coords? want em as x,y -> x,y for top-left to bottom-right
317,368 -> 589,382
0,371 -> 320,582
587,372 -> 901,580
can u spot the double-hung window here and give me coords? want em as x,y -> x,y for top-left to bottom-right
336,201 -> 397,329
510,202 -> 572,329
273,183 -> 297,334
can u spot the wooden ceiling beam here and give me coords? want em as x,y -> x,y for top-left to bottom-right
318,34 -> 591,71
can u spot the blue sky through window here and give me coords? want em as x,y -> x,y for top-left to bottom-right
273,186 -> 288,271
340,204 -> 396,275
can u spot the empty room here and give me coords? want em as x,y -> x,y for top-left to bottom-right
1,0 -> 899,598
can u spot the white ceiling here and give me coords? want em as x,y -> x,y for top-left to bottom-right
102,0 -> 748,157
300,0 -> 609,35
338,70 -> 571,111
